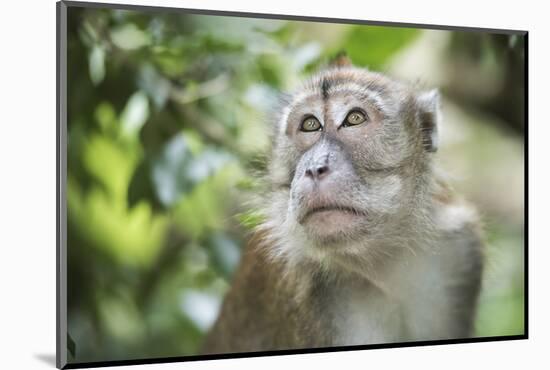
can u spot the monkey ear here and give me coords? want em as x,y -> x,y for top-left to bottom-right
416,89 -> 441,153
329,51 -> 353,68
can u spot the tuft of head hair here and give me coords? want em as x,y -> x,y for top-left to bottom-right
329,51 -> 353,68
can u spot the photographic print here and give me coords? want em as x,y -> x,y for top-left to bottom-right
57,1 -> 526,368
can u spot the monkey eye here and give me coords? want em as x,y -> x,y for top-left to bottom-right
343,110 -> 367,127
300,116 -> 322,132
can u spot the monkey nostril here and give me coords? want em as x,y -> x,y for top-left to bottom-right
305,165 -> 330,180
316,165 -> 329,177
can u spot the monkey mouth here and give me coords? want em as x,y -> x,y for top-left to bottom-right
300,205 -> 367,224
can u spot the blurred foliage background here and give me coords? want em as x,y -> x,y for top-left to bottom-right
66,6 -> 525,363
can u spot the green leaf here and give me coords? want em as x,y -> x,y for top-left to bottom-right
94,102 -> 118,135
110,23 -> 150,50
342,26 -> 419,69
120,91 -> 150,141
207,232 -> 241,277
127,159 -> 161,209
89,44 -> 105,85
172,163 -> 242,239
147,134 -> 234,208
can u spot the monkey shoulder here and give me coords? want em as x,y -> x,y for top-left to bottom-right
427,193 -> 485,337
430,176 -> 484,259
201,231 -> 325,353
432,188 -> 485,267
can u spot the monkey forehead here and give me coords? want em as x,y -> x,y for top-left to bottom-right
278,67 -> 407,135
302,66 -> 407,101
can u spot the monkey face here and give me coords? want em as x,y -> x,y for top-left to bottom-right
266,66 -> 439,256
288,136 -> 407,245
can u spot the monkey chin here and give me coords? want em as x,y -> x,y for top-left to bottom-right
300,208 -> 367,245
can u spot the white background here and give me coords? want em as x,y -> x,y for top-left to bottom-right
0,0 -> 545,368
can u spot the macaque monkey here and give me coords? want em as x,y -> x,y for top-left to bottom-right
202,56 -> 484,353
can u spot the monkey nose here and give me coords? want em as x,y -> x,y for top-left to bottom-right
305,164 -> 330,181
